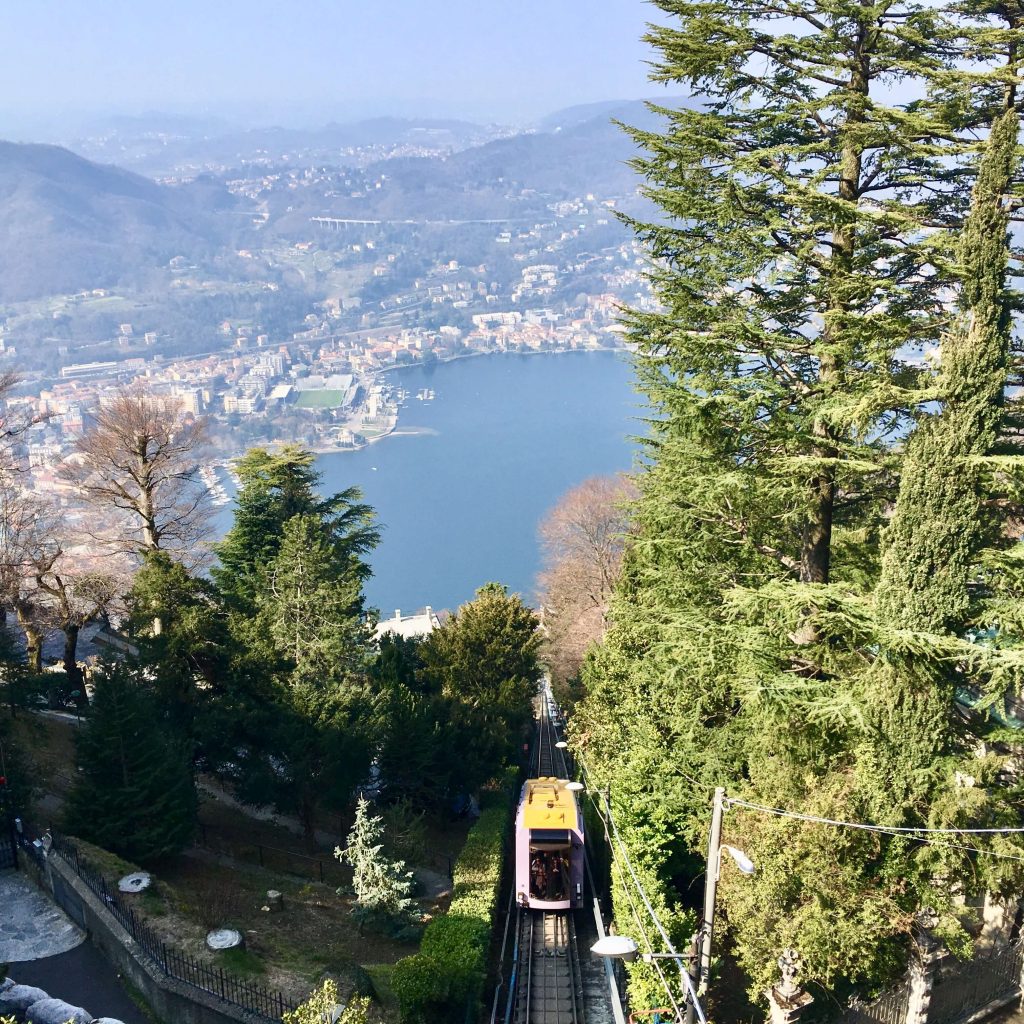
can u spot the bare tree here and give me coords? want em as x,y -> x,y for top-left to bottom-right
536,475 -> 636,689
60,387 -> 213,563
0,480 -> 55,672
33,544 -> 123,692
0,481 -> 124,686
0,371 -> 49,472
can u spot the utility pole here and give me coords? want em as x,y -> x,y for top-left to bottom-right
685,786 -> 726,1023
699,787 -> 726,994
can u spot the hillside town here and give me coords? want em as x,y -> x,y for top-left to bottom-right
2,233 -> 643,505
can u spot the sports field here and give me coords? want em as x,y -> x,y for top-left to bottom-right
295,389 -> 347,409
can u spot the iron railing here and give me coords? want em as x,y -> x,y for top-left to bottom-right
842,975 -> 913,1024
927,941 -> 1024,1024
196,820 -> 345,885
40,828 -> 299,1022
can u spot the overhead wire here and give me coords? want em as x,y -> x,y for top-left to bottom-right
726,797 -> 1024,835
577,750 -> 707,1024
597,798 -> 686,1024
587,785 -> 687,1024
726,798 -> 1024,864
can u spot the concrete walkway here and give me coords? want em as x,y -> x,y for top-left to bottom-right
10,943 -> 150,1024
0,871 -> 84,961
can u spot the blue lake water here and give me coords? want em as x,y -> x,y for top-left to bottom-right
311,350 -> 642,613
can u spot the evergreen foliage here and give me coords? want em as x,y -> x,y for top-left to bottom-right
282,980 -> 370,1024
574,0 -> 1024,1011
420,583 -> 541,792
391,793 -> 510,1022
337,795 -> 418,934
876,109 -> 1020,633
126,550 -> 229,734
66,665 -> 196,862
214,445 -> 377,610
0,712 -> 35,818
204,447 -> 378,844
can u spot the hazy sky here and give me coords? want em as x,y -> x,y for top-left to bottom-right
0,0 -> 665,132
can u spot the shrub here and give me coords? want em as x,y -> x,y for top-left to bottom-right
392,791 -> 510,1022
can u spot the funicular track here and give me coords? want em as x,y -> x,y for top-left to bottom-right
514,909 -> 585,1024
507,684 -> 586,1024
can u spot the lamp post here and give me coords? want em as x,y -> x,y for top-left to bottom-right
590,786 -> 753,1024
686,788 -> 754,1023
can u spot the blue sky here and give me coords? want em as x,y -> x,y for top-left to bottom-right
1,0 -> 665,131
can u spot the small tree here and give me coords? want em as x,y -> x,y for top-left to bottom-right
336,796 -> 417,935
283,980 -> 370,1024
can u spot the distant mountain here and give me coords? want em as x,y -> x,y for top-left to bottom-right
70,117 -> 497,177
266,98 -> 695,229
0,142 -> 234,301
536,96 -> 692,133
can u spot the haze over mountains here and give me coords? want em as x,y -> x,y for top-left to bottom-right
0,142 -> 235,301
0,98 -> 680,303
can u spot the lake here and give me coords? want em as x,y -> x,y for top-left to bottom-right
313,350 -> 642,613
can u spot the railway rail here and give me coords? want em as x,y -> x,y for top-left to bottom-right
533,685 -> 569,779
513,909 -> 586,1024
503,682 -> 586,1024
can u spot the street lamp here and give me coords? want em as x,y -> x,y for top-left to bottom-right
592,933 -> 702,1024
687,789 -> 754,1022
591,935 -> 639,961
591,935 -> 697,966
720,844 -> 755,877
590,787 -> 754,1024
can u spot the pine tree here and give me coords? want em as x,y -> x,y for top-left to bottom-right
876,109 -> 1021,633
264,514 -> 371,683
66,666 -> 196,862
205,461 -> 379,848
337,796 -> 418,934
420,583 -> 541,791
127,550 -> 229,733
214,446 -> 377,609
574,0 -> 1024,1008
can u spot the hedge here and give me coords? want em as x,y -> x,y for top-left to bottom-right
392,789 -> 511,1022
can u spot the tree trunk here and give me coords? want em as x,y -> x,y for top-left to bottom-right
18,616 -> 42,674
299,790 -> 318,852
801,445 -> 835,584
800,28 -> 870,584
63,623 -> 85,696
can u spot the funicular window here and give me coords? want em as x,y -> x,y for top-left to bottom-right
530,829 -> 571,902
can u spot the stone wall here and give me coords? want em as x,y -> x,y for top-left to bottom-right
36,853 -> 270,1024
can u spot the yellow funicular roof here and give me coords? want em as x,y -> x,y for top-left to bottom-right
523,777 -> 579,830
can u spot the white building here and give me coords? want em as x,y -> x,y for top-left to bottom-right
373,607 -> 441,641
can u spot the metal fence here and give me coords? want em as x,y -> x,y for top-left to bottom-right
196,821 -> 346,885
41,829 -> 299,1022
927,941 -> 1024,1024
842,975 -> 913,1024
0,826 -> 14,870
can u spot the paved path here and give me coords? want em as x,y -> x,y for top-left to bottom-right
0,871 -> 84,961
986,1000 -> 1024,1023
198,776 -> 343,846
10,942 -> 151,1024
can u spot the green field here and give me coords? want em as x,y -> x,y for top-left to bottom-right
295,389 -> 347,409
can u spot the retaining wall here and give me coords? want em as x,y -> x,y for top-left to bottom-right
34,853 -> 271,1024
